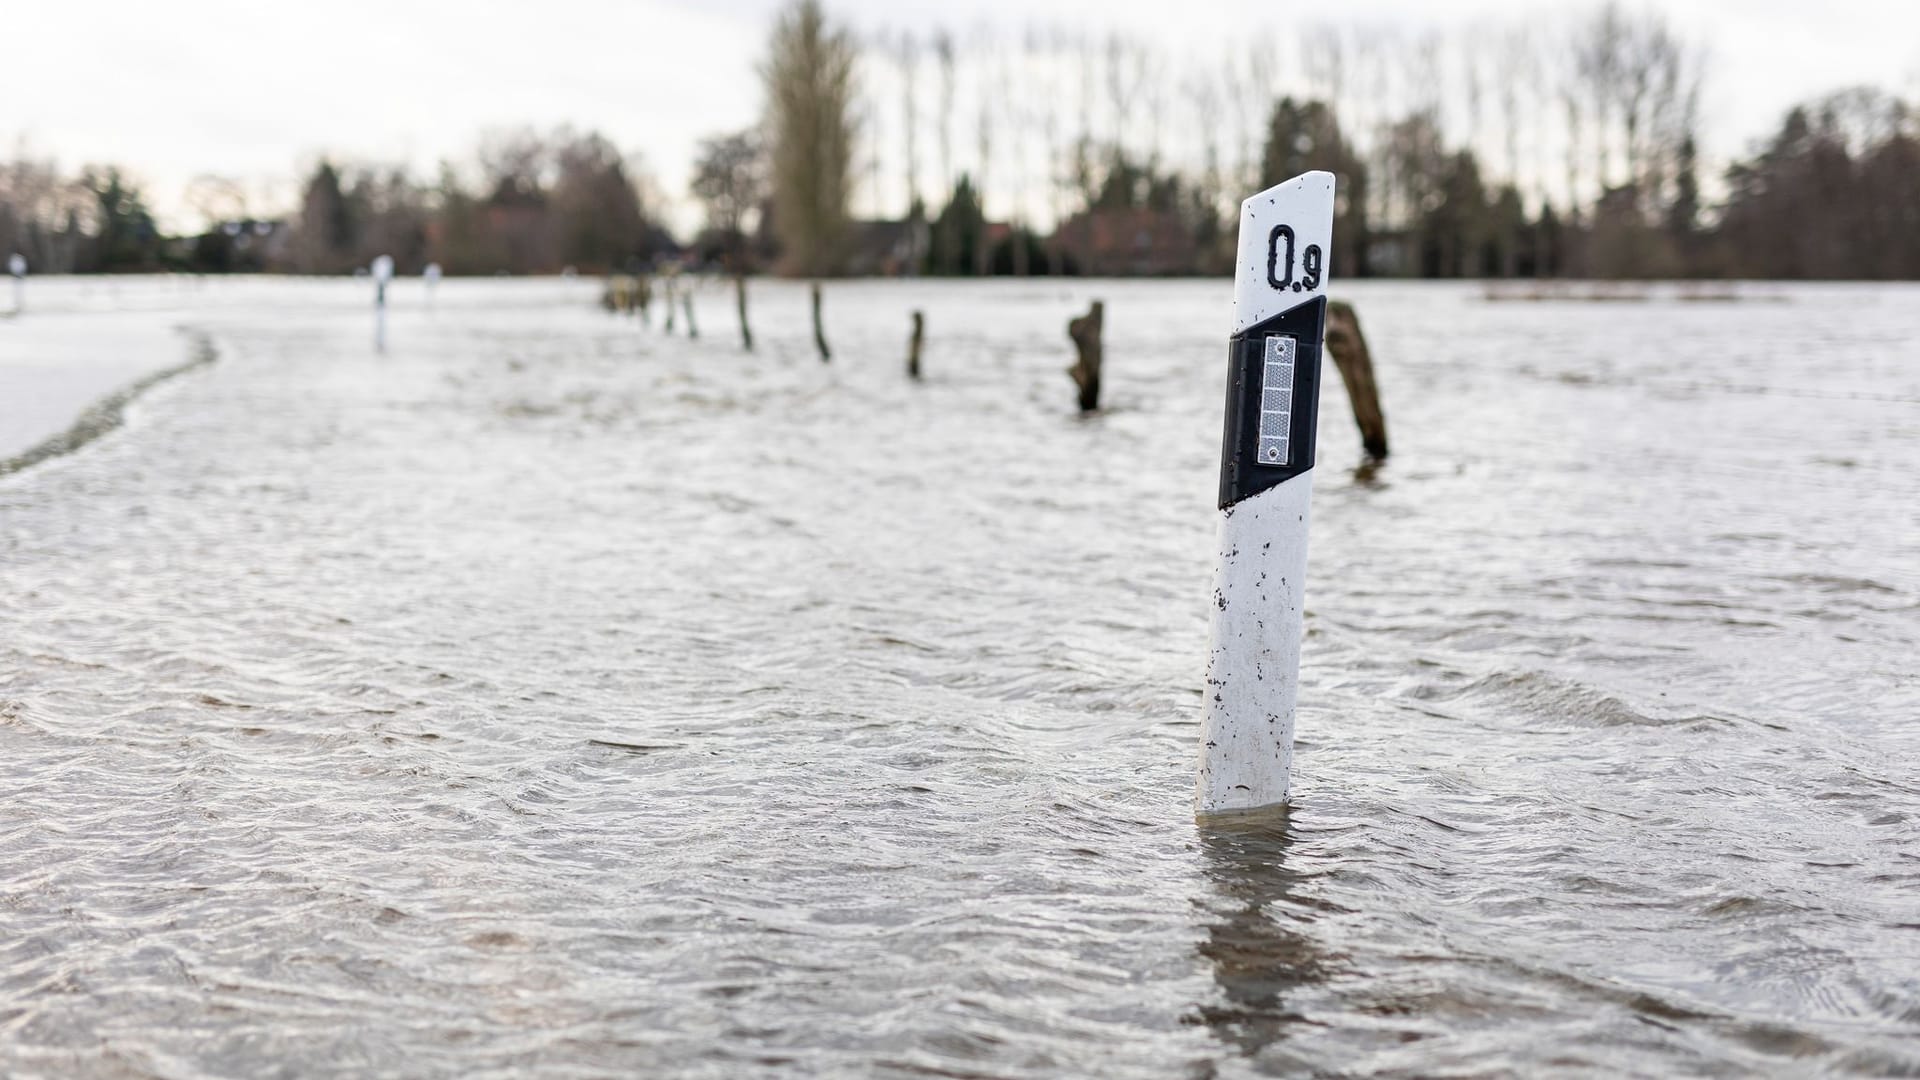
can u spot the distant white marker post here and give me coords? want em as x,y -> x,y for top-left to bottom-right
8,253 -> 24,315
372,254 -> 394,351
423,261 -> 442,309
1197,171 -> 1336,816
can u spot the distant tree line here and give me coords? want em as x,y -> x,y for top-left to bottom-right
4,1 -> 1918,280
722,0 -> 1920,281
283,127 -> 672,276
0,160 -> 164,273
1,128 -> 673,277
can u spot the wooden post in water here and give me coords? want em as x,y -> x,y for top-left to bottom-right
1197,171 -> 1335,816
1066,300 -> 1104,412
734,273 -> 753,351
811,282 -> 832,362
1325,300 -> 1389,461
906,310 -> 925,379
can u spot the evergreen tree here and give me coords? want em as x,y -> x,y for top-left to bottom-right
926,174 -> 984,276
80,168 -> 161,271
1260,98 -> 1370,276
294,162 -> 355,273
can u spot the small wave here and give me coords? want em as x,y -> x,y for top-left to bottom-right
1438,670 -> 1728,730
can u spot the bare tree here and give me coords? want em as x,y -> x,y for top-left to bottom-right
1560,62 -> 1587,218
893,29 -> 922,215
1302,23 -> 1347,116
934,29 -> 957,200
1459,25 -> 1487,168
183,175 -> 250,230
1104,33 -> 1142,162
1493,26 -> 1532,196
861,96 -> 884,220
0,151 -> 93,273
973,37 -> 996,276
691,130 -> 765,350
1137,46 -> 1168,169
1182,68 -> 1225,265
551,132 -> 649,272
1040,24 -> 1072,271
1572,3 -> 1626,191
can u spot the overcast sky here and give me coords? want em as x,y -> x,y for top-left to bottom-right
7,0 -> 1917,232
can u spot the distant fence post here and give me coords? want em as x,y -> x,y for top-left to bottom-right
372,254 -> 394,352
811,283 -> 832,362
1066,300 -> 1104,412
735,272 -> 753,351
907,310 -> 924,379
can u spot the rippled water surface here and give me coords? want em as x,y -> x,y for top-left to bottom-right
3,277 -> 1918,1077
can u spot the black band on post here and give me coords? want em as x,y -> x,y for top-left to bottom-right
1217,296 -> 1327,510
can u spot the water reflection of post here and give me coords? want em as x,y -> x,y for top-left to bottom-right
1194,809 -> 1335,1063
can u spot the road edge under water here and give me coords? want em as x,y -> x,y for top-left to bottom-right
0,327 -> 217,479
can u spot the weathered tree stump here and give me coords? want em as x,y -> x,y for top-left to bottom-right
906,310 -> 924,380
811,282 -> 832,362
1066,300 -> 1104,412
1325,299 -> 1389,460
734,273 -> 753,351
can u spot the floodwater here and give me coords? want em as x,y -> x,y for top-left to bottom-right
2,276 -> 1917,1078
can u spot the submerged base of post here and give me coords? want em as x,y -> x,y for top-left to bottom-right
1196,474 -> 1312,814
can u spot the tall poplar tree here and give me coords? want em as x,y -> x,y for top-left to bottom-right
763,0 -> 856,277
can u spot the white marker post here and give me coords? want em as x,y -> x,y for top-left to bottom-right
8,253 -> 24,315
1197,171 -> 1335,816
372,254 -> 394,351
423,261 -> 442,309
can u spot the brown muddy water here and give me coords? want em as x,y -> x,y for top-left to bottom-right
2,277 -> 1917,1077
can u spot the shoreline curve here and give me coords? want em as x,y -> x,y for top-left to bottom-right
0,327 -> 218,478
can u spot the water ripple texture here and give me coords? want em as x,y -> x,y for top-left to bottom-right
2,278 -> 1917,1078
